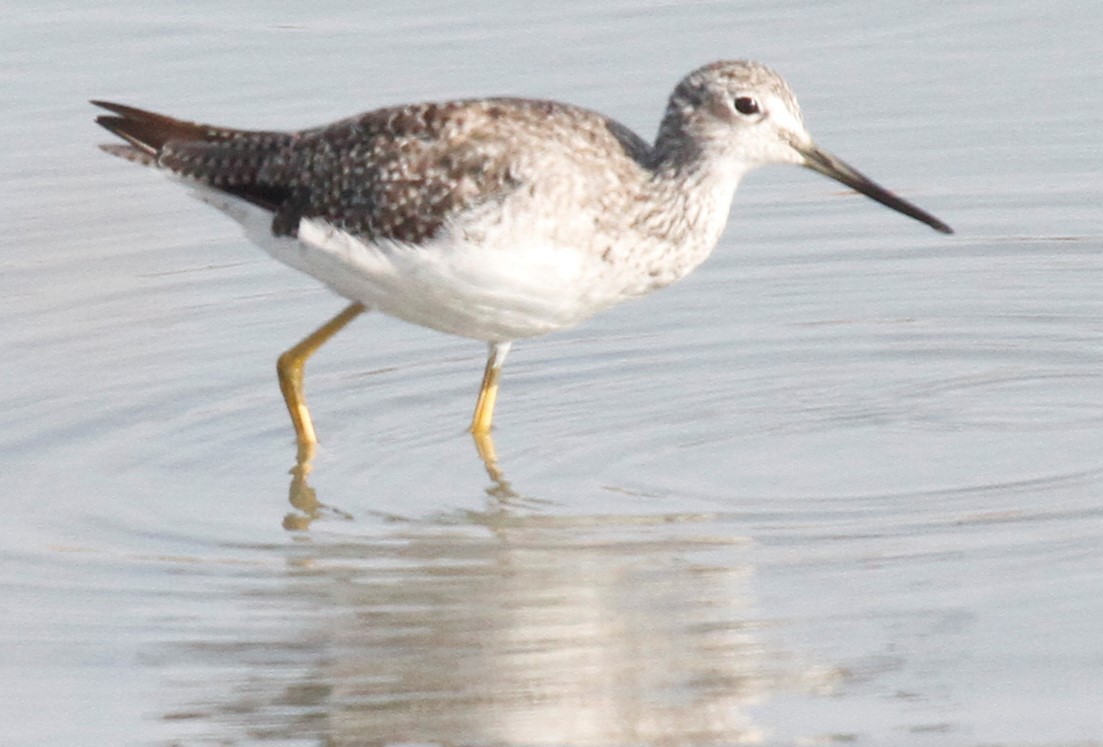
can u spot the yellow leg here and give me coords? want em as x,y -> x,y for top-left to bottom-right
277,302 -> 365,452
469,363 -> 501,434
469,341 -> 511,435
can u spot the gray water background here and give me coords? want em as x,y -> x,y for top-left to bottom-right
1,2 -> 1100,745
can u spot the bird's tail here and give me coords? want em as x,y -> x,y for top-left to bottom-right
92,101 -> 295,213
93,101 -> 245,163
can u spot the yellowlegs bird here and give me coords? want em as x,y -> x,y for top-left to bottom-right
94,60 -> 951,455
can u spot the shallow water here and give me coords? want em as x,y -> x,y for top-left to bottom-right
2,2 -> 1102,745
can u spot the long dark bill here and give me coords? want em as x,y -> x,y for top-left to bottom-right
798,143 -> 953,234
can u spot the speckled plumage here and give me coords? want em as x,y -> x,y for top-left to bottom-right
96,96 -> 662,245
94,60 -> 950,444
95,59 -> 954,339
96,77 -> 747,338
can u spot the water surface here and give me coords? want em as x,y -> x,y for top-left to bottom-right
2,2 -> 1101,745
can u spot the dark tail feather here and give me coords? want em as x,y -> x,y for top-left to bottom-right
92,100 -> 268,166
92,101 -> 296,214
92,100 -> 213,156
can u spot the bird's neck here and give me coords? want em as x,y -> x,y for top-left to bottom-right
649,110 -> 749,226
618,157 -> 745,293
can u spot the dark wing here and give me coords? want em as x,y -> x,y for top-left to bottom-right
93,100 -> 523,244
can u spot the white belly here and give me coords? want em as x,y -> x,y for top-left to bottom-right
191,186 -> 637,342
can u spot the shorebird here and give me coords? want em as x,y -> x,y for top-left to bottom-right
94,60 -> 951,456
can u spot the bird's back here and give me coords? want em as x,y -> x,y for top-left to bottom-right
95,97 -> 654,247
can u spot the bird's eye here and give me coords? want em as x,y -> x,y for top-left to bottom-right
733,96 -> 760,116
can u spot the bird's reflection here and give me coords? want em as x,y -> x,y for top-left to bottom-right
314,512 -> 765,745
173,435 -> 823,745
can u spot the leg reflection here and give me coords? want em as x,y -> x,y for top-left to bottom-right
282,429 -> 518,530
283,449 -> 353,531
472,428 -> 514,496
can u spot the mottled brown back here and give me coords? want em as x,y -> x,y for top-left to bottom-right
94,98 -> 652,245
